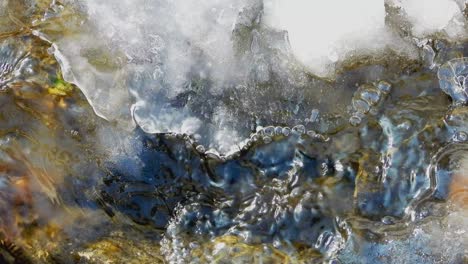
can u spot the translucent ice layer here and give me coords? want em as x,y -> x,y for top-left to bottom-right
45,0 -> 256,151
264,0 -> 391,75
390,0 -> 466,37
264,0 -> 466,75
40,0 -> 467,153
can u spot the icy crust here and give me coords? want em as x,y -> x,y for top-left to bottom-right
387,0 -> 466,37
42,0 -> 467,154
46,0 -> 259,152
264,0 -> 467,76
263,0 -> 409,76
45,0 -> 324,153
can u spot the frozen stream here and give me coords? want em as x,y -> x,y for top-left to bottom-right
0,0 -> 467,263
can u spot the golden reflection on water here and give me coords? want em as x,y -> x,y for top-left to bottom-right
0,3 -> 94,261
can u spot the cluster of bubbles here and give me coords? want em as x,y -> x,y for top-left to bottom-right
348,81 -> 391,126
162,123 -> 330,163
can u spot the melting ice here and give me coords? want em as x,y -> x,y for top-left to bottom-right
45,0 -> 467,154
9,0 -> 464,261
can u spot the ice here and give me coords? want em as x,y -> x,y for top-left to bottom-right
390,0 -> 465,37
45,0 -> 324,153
43,0 -> 467,153
263,0 -> 400,76
264,0 -> 466,75
45,0 -> 253,152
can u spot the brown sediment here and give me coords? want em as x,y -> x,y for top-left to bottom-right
449,153 -> 468,209
5,149 -> 60,205
0,171 -> 34,240
191,235 -> 296,263
0,239 -> 32,264
449,172 -> 468,209
180,235 -> 324,263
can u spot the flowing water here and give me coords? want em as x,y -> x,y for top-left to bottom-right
0,0 -> 467,263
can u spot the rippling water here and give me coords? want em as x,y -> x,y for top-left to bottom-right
0,0 -> 467,263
